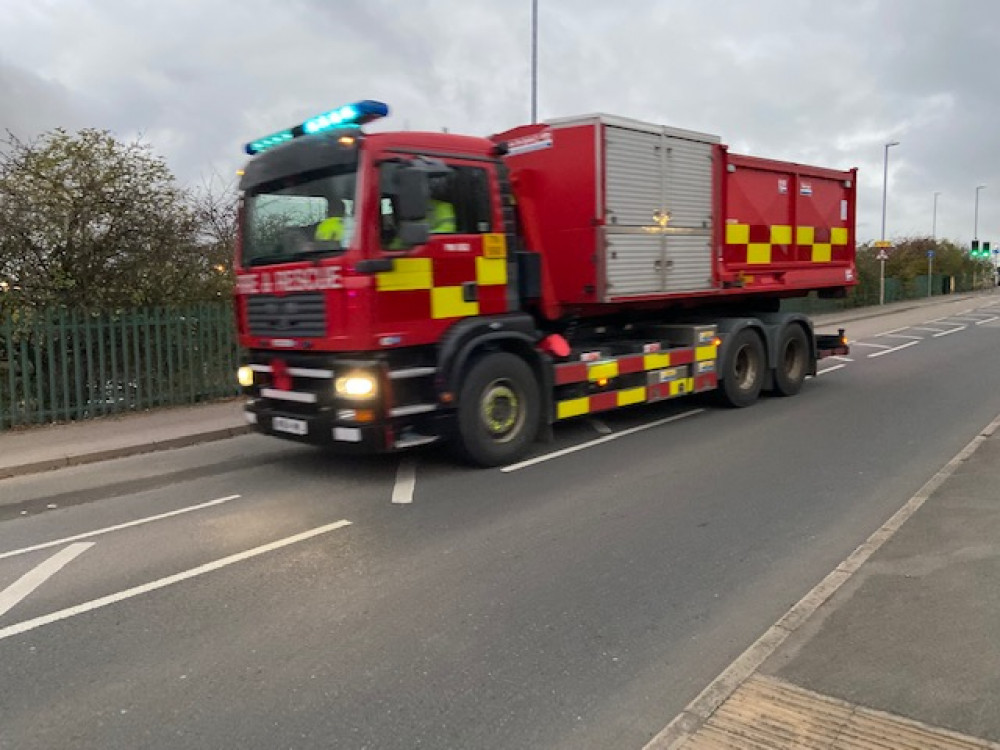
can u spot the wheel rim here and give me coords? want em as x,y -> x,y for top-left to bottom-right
783,339 -> 805,381
734,346 -> 759,391
480,379 -> 524,443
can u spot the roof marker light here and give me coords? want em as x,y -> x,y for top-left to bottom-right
244,100 -> 389,155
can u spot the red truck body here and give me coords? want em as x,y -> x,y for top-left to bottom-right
233,103 -> 853,465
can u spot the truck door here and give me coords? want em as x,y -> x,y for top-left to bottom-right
372,159 -> 510,344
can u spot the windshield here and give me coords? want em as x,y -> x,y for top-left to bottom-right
243,167 -> 358,266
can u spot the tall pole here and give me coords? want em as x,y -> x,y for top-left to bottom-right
932,191 -> 940,239
929,191 -> 940,298
974,184 -> 985,240
531,0 -> 538,123
880,141 -> 900,305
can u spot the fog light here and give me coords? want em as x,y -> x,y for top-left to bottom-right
237,366 -> 254,387
335,373 -> 377,399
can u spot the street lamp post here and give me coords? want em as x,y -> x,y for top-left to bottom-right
974,185 -> 986,290
929,191 -> 940,297
932,191 -> 940,239
974,184 -> 986,241
879,141 -> 900,305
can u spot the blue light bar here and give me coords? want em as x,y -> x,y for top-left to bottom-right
244,100 -> 389,155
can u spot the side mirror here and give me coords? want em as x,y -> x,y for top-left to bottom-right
396,168 -> 429,221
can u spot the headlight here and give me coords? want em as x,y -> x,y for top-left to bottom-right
335,373 -> 377,399
237,366 -> 254,387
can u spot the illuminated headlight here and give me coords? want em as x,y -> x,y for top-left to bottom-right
335,373 -> 377,399
237,366 -> 254,388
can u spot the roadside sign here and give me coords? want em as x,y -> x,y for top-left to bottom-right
874,240 -> 892,248
876,250 -> 889,261
927,250 -> 935,258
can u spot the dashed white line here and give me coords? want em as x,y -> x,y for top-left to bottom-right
0,495 -> 240,561
876,326 -> 911,336
933,327 -> 966,338
391,459 -> 417,504
850,341 -> 892,349
830,355 -> 854,362
975,316 -> 999,325
911,326 -> 945,333
816,364 -> 846,375
0,543 -> 94,619
880,333 -> 923,340
867,340 -> 920,358
501,409 -> 704,473
0,520 -> 353,642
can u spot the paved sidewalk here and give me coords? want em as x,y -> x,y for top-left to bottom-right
0,399 -> 249,479
653,410 -> 1000,749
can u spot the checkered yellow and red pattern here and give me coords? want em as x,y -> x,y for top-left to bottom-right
374,234 -> 508,321
725,224 -> 850,265
553,344 -> 718,420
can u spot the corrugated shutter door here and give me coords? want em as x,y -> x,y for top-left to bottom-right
605,234 -> 662,297
605,127 -> 661,227
664,137 -> 713,229
664,236 -> 713,292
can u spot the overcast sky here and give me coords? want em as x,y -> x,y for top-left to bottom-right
2,0 -> 998,245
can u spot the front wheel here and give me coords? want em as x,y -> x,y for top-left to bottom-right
718,328 -> 765,408
455,352 -> 540,467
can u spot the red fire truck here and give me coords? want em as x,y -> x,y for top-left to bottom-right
234,100 -> 852,466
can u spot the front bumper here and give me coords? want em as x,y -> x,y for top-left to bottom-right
244,400 -> 388,453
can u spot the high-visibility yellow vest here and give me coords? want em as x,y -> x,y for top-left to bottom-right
429,200 -> 456,233
314,216 -> 344,241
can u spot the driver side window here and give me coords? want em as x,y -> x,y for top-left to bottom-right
379,162 -> 492,249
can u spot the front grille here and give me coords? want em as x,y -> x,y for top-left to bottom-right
247,293 -> 326,338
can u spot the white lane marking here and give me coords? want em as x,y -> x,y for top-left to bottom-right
391,459 -> 417,504
940,317 -> 983,323
876,326 -> 911,335
0,543 -> 94,619
830,355 -> 854,362
933,327 -> 966,338
644,409 -> 1000,750
588,418 -> 613,435
911,326 -> 945,333
0,520 -> 352,642
850,341 -> 892,349
816,364 -> 845,375
975,316 -> 999,325
501,409 -> 703,473
867,340 -> 920,358
0,495 -> 239,562
880,333 -> 923,340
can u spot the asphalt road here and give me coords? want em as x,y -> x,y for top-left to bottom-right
1,295 -> 999,749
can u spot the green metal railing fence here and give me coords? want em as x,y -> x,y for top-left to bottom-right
1,303 -> 239,431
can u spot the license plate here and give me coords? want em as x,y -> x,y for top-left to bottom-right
272,416 -> 308,436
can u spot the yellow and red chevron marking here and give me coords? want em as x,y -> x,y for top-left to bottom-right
554,344 -> 718,386
725,224 -> 850,265
556,373 -> 718,420
375,234 -> 508,320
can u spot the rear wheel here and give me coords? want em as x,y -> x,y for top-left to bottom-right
718,328 -> 765,407
773,324 -> 810,396
455,352 -> 540,467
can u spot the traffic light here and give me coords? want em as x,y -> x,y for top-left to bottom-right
985,241 -> 992,259
972,240 -> 980,257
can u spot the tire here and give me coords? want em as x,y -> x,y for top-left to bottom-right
455,352 -> 540,467
773,324 -> 810,397
718,328 -> 765,408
